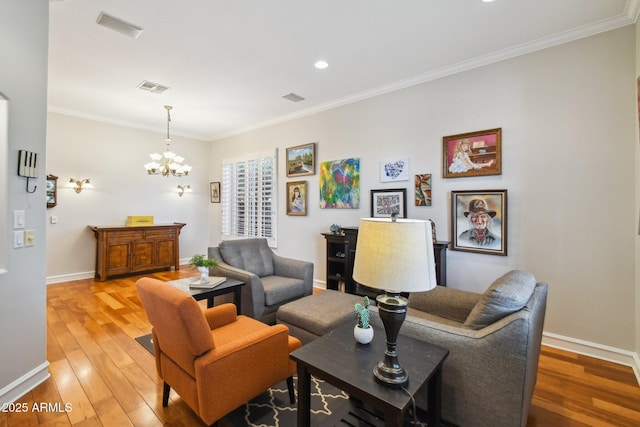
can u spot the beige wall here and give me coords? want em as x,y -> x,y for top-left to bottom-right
0,0 -> 50,403
210,27 -> 638,358
45,113 -> 213,282
635,19 -> 640,366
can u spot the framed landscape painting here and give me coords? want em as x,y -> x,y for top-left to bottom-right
443,128 -> 502,178
451,189 -> 507,256
286,142 -> 315,177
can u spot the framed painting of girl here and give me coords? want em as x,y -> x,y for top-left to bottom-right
443,128 -> 502,178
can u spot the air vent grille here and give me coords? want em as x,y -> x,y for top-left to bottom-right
137,81 -> 170,94
282,93 -> 306,103
96,12 -> 144,39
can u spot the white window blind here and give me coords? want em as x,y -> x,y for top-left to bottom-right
221,150 -> 277,247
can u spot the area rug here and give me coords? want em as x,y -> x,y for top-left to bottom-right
225,376 -> 350,427
135,333 -> 154,355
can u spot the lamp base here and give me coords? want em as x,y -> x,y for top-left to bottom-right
374,292 -> 409,388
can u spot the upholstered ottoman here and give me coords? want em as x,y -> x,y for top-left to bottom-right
277,290 -> 364,344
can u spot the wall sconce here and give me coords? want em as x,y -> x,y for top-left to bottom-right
177,185 -> 192,197
68,178 -> 92,194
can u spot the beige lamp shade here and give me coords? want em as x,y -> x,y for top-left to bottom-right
352,218 -> 437,292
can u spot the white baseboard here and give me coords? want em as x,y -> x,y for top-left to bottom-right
0,361 -> 50,404
542,332 -> 640,386
46,271 -> 95,285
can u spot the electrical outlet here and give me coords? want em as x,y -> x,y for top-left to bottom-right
25,230 -> 35,247
50,216 -> 58,224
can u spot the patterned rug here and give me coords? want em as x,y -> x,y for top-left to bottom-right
225,376 -> 350,427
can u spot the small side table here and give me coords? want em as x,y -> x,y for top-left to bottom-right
290,322 -> 449,426
165,277 -> 244,314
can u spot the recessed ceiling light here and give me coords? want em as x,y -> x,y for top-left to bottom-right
314,60 -> 329,70
482,0 -> 496,2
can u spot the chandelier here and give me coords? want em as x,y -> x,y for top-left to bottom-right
144,105 -> 192,177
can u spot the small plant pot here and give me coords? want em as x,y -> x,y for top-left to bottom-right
354,325 -> 374,344
197,266 -> 209,283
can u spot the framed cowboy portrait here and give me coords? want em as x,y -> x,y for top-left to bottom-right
443,128 -> 502,178
451,189 -> 507,256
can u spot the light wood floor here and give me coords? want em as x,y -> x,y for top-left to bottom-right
1,269 -> 639,426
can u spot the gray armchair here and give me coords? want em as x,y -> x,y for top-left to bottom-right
208,238 -> 314,325
370,270 -> 548,427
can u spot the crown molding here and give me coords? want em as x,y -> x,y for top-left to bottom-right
211,6 -> 638,141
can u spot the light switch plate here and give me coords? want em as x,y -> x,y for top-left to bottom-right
13,230 -> 24,248
14,210 -> 25,229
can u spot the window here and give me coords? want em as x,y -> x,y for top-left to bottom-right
221,150 -> 277,247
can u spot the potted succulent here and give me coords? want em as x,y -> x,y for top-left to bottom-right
189,254 -> 218,284
354,296 -> 374,344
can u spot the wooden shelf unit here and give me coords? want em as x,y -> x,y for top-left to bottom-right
322,227 -> 449,296
89,223 -> 186,281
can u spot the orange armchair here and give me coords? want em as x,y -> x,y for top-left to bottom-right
136,277 -> 301,425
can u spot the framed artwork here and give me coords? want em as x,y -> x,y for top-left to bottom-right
286,181 -> 307,216
319,158 -> 360,209
210,182 -> 220,203
286,142 -> 315,177
451,189 -> 507,256
46,174 -> 58,208
371,188 -> 406,218
415,174 -> 431,206
380,157 -> 409,182
443,128 -> 502,178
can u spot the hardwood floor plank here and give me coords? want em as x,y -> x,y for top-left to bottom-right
48,359 -> 97,424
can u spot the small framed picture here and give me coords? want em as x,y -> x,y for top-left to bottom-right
415,173 -> 432,206
210,182 -> 221,203
443,128 -> 502,178
286,142 -> 316,177
380,157 -> 409,182
451,189 -> 507,256
371,188 -> 407,218
286,181 -> 307,216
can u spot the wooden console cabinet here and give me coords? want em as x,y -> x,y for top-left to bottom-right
89,223 -> 186,281
322,227 -> 449,296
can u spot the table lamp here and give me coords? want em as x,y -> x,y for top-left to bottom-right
352,217 -> 437,388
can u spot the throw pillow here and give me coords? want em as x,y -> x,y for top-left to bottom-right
463,270 -> 536,330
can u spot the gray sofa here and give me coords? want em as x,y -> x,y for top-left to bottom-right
208,238 -> 314,325
369,270 -> 548,427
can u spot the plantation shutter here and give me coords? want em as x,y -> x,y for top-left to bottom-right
221,150 -> 277,247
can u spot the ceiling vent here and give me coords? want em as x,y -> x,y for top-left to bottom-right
282,93 -> 306,103
96,12 -> 144,39
137,80 -> 170,94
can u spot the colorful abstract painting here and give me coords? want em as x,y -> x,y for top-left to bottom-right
319,158 -> 360,209
415,174 -> 432,206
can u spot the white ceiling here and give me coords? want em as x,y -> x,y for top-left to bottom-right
48,0 -> 638,142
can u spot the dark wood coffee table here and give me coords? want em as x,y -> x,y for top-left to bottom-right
290,322 -> 449,427
165,277 -> 244,313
